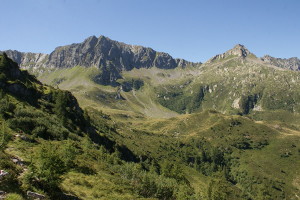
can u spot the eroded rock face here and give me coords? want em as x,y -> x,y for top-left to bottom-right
4,36 -> 195,70
2,35 -> 198,84
1,50 -> 48,70
46,36 -> 193,70
261,55 -> 300,71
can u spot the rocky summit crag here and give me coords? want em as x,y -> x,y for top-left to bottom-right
2,36 -> 197,85
206,44 -> 256,64
46,36 -> 194,69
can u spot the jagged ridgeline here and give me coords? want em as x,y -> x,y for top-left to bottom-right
3,36 -> 195,85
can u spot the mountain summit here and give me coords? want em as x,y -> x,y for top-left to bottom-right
3,35 -> 197,70
2,35 -> 198,84
47,35 -> 195,70
207,44 -> 252,63
225,44 -> 251,57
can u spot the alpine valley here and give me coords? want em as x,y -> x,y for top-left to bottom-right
1,35 -> 300,200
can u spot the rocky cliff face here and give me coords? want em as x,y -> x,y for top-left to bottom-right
2,35 -> 197,84
47,36 -> 193,70
3,36 -> 196,70
261,55 -> 300,71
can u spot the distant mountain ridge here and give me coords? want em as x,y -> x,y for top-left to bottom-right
261,55 -> 300,71
1,36 -> 299,86
2,37 -> 299,72
2,35 -> 198,84
206,44 -> 300,71
1,50 -> 48,70
46,35 -> 195,69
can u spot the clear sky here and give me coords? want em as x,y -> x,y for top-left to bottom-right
1,0 -> 299,62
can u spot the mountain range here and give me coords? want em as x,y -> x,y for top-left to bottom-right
2,36 -> 196,85
2,36 -> 300,73
3,36 -> 300,117
1,36 -> 300,200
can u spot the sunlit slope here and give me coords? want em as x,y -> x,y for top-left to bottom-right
38,66 -> 193,118
109,109 -> 300,199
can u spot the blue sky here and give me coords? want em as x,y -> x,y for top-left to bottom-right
1,0 -> 299,62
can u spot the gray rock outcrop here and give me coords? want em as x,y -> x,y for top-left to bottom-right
47,35 -> 191,70
261,55 -> 300,71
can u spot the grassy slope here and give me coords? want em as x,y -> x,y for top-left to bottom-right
86,105 -> 298,199
38,66 -> 179,119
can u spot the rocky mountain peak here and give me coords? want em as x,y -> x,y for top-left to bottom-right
207,44 -> 253,63
2,35 -> 198,85
228,44 -> 250,57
